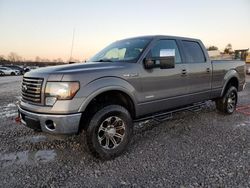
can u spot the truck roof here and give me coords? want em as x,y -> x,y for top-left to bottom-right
119,35 -> 200,42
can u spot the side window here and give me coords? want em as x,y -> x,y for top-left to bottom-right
182,41 -> 206,63
149,40 -> 182,63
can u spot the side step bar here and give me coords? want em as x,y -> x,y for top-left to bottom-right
134,102 -> 206,123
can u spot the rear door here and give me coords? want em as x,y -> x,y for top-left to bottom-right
180,40 -> 212,102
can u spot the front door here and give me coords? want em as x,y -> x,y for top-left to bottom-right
137,39 -> 190,116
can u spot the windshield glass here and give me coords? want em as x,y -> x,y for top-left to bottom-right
89,37 -> 152,62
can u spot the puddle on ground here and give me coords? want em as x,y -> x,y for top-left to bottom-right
35,150 -> 57,162
0,150 -> 57,167
18,135 -> 48,144
235,120 -> 250,128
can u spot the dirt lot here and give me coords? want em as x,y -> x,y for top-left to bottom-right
0,76 -> 250,187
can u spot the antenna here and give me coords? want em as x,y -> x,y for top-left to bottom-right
69,28 -> 75,63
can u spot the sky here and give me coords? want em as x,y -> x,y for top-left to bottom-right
0,0 -> 249,62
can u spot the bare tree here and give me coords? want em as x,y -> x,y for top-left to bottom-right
207,46 -> 218,51
42,58 -> 50,62
35,56 -> 41,62
8,52 -> 22,62
69,58 -> 80,63
0,55 -> 5,62
224,44 -> 233,54
56,58 -> 63,63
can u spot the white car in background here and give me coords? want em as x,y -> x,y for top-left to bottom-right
0,70 -> 4,76
246,65 -> 250,75
0,67 -> 20,76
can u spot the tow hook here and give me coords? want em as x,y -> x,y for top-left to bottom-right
15,101 -> 21,124
15,116 -> 21,124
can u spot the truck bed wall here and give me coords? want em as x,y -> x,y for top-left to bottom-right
211,60 -> 245,98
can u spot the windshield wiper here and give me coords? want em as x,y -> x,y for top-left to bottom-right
94,59 -> 113,62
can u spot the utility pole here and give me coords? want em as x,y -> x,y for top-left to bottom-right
69,28 -> 75,63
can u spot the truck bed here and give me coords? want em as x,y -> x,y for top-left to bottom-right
211,60 -> 245,94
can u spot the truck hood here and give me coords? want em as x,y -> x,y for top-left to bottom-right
27,62 -> 124,74
24,62 -> 127,81
24,62 -> 134,84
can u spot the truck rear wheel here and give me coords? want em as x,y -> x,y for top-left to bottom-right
86,105 -> 133,159
216,86 -> 237,114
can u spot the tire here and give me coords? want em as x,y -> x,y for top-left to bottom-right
85,105 -> 133,160
10,72 -> 15,76
0,71 -> 4,76
216,86 -> 238,114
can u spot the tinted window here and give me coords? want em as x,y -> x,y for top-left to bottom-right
149,40 -> 182,63
182,41 -> 206,63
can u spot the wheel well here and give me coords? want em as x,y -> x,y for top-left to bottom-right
224,77 -> 239,94
79,90 -> 135,131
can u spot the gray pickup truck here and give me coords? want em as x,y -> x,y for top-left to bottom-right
18,35 -> 246,159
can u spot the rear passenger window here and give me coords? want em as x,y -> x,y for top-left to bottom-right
182,41 -> 206,63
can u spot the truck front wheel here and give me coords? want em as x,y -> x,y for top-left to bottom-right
86,105 -> 133,159
216,86 -> 238,114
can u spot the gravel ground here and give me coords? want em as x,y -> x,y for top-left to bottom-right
0,75 -> 250,187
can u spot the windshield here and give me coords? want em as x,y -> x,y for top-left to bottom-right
89,37 -> 152,62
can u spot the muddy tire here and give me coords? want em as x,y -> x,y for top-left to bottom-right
86,105 -> 133,160
216,86 -> 237,114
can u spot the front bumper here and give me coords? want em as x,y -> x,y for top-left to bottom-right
18,105 -> 82,134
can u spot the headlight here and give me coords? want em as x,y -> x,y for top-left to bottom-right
45,82 -> 80,106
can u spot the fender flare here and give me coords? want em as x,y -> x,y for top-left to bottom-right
77,77 -> 137,114
220,69 -> 239,97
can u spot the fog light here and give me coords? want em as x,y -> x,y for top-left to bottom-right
45,97 -> 57,106
45,120 -> 56,130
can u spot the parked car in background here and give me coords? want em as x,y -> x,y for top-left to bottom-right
0,70 -> 4,76
246,53 -> 250,63
22,67 -> 31,73
246,64 -> 250,74
3,65 -> 25,75
246,54 -> 250,74
0,67 -> 20,75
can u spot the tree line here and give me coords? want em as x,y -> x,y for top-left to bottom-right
207,43 -> 233,54
0,52 -> 81,67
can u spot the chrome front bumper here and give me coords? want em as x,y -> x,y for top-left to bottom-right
18,105 -> 82,134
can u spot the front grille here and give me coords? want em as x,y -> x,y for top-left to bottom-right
22,77 -> 43,103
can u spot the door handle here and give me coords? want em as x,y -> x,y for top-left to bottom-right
181,69 -> 187,76
206,68 -> 210,73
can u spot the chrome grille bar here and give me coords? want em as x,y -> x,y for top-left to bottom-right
21,77 -> 43,104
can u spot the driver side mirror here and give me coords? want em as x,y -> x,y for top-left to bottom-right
144,56 -> 175,69
144,49 -> 175,69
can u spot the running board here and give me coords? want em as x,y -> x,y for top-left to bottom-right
134,102 -> 205,123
